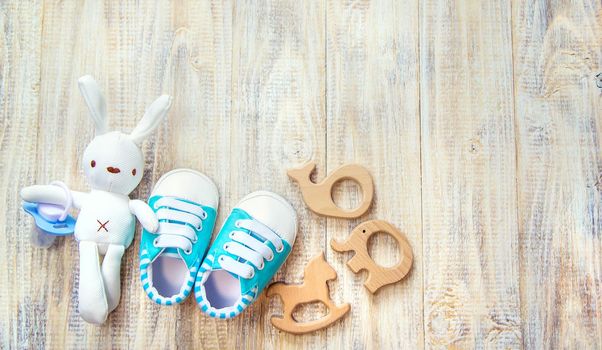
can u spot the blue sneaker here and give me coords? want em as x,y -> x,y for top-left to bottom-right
194,191 -> 297,319
139,169 -> 218,305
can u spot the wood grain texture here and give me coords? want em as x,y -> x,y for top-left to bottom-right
326,0 -> 423,348
1,0 -> 601,349
230,1 -> 327,349
420,0 -> 522,348
0,1 -> 42,349
513,0 -> 602,348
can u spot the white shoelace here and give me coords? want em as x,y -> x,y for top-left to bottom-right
218,219 -> 284,279
152,197 -> 207,254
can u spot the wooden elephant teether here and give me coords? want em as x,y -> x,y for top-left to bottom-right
267,253 -> 350,334
331,220 -> 413,293
287,161 -> 374,218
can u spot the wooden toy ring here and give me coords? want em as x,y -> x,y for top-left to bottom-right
331,220 -> 413,293
287,161 -> 374,218
267,253 -> 351,334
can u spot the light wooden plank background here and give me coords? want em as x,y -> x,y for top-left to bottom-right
0,0 -> 600,349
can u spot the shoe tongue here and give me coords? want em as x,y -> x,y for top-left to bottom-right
228,271 -> 241,280
211,258 -> 255,295
159,247 -> 195,268
163,248 -> 180,257
201,269 -> 246,310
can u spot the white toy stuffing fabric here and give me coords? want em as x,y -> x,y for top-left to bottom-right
20,75 -> 171,324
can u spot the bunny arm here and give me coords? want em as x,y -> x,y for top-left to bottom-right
20,185 -> 88,209
129,199 -> 159,233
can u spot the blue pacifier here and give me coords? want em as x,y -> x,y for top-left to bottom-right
22,181 -> 76,248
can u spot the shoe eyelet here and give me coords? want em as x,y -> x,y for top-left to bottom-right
235,220 -> 242,228
201,212 -> 208,220
266,254 -> 274,262
258,262 -> 265,270
223,244 -> 229,251
196,224 -> 202,230
192,236 -> 198,243
247,270 -> 255,279
184,249 -> 192,255
229,231 -> 236,239
218,256 -> 225,263
276,245 -> 284,253
153,238 -> 159,247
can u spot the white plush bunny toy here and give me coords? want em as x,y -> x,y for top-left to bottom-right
20,75 -> 171,324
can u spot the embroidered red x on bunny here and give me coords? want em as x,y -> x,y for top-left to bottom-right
97,219 -> 109,232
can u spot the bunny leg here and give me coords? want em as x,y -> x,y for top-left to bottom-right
101,244 -> 125,312
78,240 -> 109,324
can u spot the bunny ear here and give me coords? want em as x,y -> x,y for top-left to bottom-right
128,95 -> 172,145
78,75 -> 108,135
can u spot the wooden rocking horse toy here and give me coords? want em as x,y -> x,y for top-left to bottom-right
267,253 -> 350,334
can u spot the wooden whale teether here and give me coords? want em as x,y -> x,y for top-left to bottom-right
267,253 -> 350,334
331,220 -> 413,293
287,161 -> 374,218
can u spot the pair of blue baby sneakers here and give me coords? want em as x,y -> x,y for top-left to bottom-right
139,169 -> 297,319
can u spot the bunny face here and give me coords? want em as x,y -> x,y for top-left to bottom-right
82,131 -> 144,195
77,75 -> 172,196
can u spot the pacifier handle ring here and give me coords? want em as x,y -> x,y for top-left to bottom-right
49,181 -> 72,222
